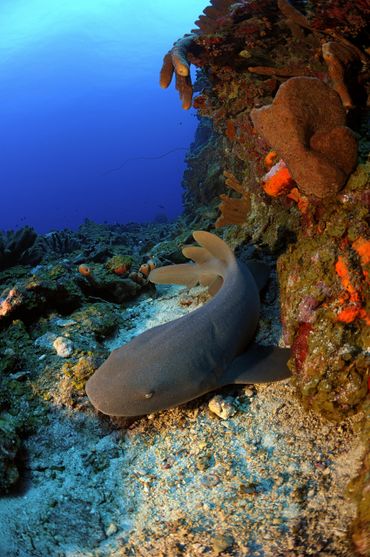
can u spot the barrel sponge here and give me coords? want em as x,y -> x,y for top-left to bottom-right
250,77 -> 358,198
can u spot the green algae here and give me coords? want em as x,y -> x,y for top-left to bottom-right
0,412 -> 21,491
60,355 -> 99,405
71,303 -> 120,340
0,319 -> 37,375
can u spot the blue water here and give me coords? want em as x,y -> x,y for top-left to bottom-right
0,0 -> 202,233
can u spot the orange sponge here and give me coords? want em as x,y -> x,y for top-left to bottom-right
261,160 -> 294,197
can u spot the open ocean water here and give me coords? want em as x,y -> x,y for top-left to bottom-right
0,0 -> 202,232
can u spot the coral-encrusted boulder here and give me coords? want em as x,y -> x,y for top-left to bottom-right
0,266 -> 82,327
250,77 -> 358,198
276,164 -> 370,420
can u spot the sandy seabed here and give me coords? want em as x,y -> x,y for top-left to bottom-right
0,285 -> 365,557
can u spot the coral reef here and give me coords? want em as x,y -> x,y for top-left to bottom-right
160,2 -> 369,553
0,413 -> 22,492
0,265 -> 82,326
105,255 -> 133,276
159,0 -> 239,109
261,159 -> 294,197
163,0 -> 369,418
77,261 -> 142,303
192,0 -> 236,34
309,0 -> 370,39
36,229 -> 81,257
0,320 -> 43,493
0,222 -> 177,490
0,1 -> 368,554
182,118 -> 225,218
349,409 -> 370,557
0,226 -> 40,270
322,40 -> 363,109
0,285 -> 366,555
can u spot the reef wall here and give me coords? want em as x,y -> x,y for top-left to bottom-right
162,0 -> 369,553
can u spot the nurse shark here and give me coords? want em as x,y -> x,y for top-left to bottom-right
86,231 -> 291,416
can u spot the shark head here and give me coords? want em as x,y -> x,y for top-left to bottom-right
85,342 -> 187,417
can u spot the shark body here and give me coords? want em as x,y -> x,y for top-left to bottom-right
86,231 -> 290,416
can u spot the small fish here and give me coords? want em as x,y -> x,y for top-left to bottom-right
86,231 -> 290,417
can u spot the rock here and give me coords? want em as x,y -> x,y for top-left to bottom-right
35,332 -> 58,350
208,395 -> 237,419
105,523 -> 118,537
212,534 -> 234,554
243,387 -> 255,398
53,337 -> 74,358
54,318 -> 77,328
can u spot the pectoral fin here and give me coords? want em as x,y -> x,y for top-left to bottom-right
223,344 -> 291,385
149,231 -> 231,295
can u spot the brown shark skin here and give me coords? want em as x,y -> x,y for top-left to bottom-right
86,232 -> 288,417
86,231 -> 290,416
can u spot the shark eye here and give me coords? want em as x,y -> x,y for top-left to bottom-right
144,391 -> 154,399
